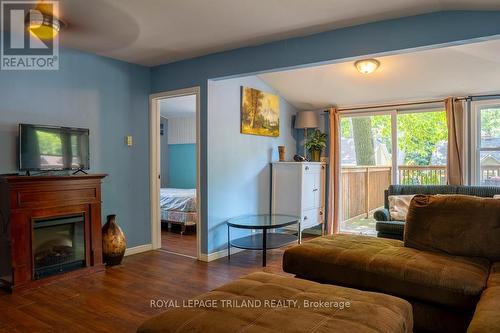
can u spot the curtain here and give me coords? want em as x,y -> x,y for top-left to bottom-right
445,97 -> 465,185
327,107 -> 341,235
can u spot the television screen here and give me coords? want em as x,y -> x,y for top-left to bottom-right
19,124 -> 90,171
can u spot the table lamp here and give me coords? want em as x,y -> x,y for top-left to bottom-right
294,111 -> 319,160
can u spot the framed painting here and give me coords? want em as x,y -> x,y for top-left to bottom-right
241,86 -> 280,137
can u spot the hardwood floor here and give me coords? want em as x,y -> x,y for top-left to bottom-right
161,224 -> 197,257
0,242 -> 298,333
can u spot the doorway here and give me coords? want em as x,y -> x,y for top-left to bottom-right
150,87 -> 201,259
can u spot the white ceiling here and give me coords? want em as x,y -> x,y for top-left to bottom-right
258,38 -> 500,110
160,95 -> 196,118
57,0 -> 500,66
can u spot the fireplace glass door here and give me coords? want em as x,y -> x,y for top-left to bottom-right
32,214 -> 86,279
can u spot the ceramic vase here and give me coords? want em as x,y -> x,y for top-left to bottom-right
102,214 -> 126,266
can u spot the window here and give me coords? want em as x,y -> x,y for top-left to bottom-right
472,101 -> 500,186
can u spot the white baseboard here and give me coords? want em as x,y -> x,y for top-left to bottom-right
198,247 -> 245,262
125,244 -> 153,256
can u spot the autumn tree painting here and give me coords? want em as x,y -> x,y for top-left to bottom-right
241,87 -> 280,137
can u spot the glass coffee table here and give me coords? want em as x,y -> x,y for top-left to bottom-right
226,214 -> 300,267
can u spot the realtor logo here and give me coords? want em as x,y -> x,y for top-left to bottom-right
1,0 -> 59,70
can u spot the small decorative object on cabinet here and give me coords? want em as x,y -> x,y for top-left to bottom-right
271,162 -> 326,242
305,129 -> 327,162
293,154 -> 307,162
102,214 -> 126,266
278,146 -> 286,161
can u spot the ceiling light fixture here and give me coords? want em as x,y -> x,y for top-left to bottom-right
26,9 -> 65,40
354,59 -> 380,74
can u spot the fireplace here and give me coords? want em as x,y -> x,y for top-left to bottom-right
0,174 -> 106,291
33,214 -> 86,279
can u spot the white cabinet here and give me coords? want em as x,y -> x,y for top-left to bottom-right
271,162 -> 326,242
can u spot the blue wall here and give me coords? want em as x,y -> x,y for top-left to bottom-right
0,48 -> 151,247
151,10 -> 500,255
167,144 -> 196,189
208,76 -> 298,253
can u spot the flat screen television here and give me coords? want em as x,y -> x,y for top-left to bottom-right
19,124 -> 90,171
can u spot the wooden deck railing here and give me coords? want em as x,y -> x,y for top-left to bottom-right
341,165 -> 447,222
341,166 -> 392,222
398,165 -> 447,185
341,164 -> 500,222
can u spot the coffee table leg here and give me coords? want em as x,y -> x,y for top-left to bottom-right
262,228 -> 267,267
227,225 -> 230,261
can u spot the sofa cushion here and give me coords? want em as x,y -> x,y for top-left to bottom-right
137,272 -> 413,333
404,195 -> 500,261
283,234 -> 489,309
467,287 -> 500,333
488,262 -> 500,287
468,263 -> 500,333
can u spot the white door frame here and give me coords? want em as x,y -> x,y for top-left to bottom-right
149,86 -> 202,259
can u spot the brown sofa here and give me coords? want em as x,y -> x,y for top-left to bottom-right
138,272 -> 413,333
283,195 -> 500,333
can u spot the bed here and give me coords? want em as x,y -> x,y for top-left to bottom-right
160,188 -> 197,234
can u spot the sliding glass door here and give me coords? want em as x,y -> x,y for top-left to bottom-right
397,110 -> 448,185
339,108 -> 447,234
340,114 -> 392,234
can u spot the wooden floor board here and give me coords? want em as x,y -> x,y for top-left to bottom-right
0,236 -> 314,333
161,224 -> 197,257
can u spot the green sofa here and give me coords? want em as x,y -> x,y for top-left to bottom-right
374,185 -> 500,240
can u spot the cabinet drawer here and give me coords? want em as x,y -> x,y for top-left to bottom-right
302,209 -> 321,228
303,164 -> 321,173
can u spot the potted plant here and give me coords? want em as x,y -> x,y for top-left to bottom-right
305,129 -> 327,162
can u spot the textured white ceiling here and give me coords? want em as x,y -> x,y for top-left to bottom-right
258,39 -> 500,109
57,0 -> 500,66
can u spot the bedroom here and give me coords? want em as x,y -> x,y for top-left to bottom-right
159,94 -> 198,258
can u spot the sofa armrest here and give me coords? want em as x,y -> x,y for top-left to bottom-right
468,287 -> 500,333
376,221 -> 405,240
374,208 -> 391,221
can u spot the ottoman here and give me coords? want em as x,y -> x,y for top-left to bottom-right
138,272 -> 412,333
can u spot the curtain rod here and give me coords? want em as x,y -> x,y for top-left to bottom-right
322,96 -> 476,113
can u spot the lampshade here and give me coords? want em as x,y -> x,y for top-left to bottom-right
295,111 -> 319,129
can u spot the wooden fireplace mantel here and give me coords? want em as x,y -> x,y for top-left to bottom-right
0,174 -> 107,291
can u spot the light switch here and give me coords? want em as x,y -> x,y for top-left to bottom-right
126,135 -> 133,146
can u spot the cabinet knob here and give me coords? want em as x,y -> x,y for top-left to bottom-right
313,188 -> 318,192
321,166 -> 325,170
305,166 -> 309,170
304,216 -> 308,220
319,211 -> 323,215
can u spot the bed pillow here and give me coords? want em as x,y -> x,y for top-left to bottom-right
388,195 -> 415,221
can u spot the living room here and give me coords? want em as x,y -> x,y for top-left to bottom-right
0,1 -> 500,333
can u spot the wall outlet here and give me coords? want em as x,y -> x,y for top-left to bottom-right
126,136 -> 133,147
